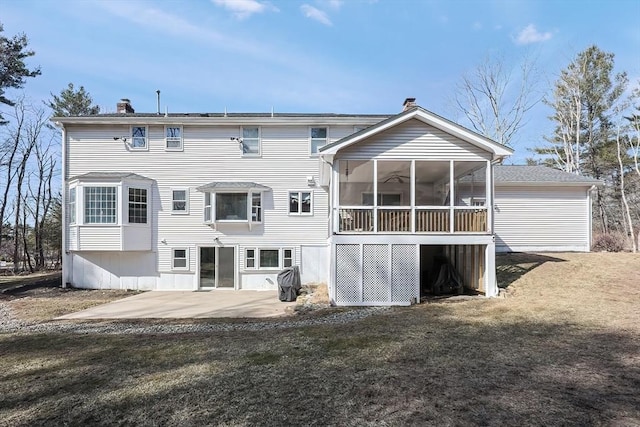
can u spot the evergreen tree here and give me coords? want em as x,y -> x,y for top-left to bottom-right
47,83 -> 100,117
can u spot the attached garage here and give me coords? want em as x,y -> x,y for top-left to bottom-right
494,166 -> 601,253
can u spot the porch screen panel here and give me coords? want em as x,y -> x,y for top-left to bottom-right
391,245 -> 417,303
362,244 -> 389,302
335,244 -> 361,303
339,160 -> 373,206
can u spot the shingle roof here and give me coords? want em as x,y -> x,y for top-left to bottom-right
494,165 -> 602,184
68,172 -> 152,181
78,112 -> 391,119
196,182 -> 271,192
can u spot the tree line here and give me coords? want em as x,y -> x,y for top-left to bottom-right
454,46 -> 639,252
0,24 -> 98,273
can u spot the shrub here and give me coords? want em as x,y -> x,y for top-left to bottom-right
591,233 -> 625,252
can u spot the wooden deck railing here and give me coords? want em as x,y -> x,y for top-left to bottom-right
337,207 -> 487,233
415,209 -> 450,232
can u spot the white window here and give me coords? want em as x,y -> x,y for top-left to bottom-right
245,249 -> 256,269
241,126 -> 260,156
310,127 -> 328,155
204,192 -> 212,222
289,191 -> 313,215
131,126 -> 147,149
205,192 -> 261,223
69,187 -> 76,224
172,248 -> 188,270
245,248 -> 292,270
165,126 -> 182,150
84,186 -> 117,224
283,248 -> 293,268
128,188 -> 147,224
259,249 -> 279,269
172,189 -> 188,214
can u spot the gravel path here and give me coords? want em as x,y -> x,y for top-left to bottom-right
0,300 -> 390,335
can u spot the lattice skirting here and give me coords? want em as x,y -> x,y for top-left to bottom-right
334,243 -> 419,305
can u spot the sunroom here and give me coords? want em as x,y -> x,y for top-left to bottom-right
333,159 -> 490,234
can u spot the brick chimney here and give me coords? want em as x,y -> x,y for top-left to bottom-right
116,98 -> 135,114
402,97 -> 417,111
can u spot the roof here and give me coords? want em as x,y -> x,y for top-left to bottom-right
196,182 -> 271,192
318,106 -> 513,158
52,112 -> 391,126
495,165 -> 603,186
68,172 -> 152,181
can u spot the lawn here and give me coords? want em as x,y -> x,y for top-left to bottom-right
1,253 -> 639,426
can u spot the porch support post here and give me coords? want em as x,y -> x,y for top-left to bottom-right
410,159 -> 415,233
485,240 -> 498,297
329,239 -> 337,305
332,160 -> 340,234
486,160 -> 492,234
449,160 -> 454,233
373,160 -> 378,232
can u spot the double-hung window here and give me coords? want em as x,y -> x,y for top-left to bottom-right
172,189 -> 188,214
68,187 -> 76,224
165,126 -> 182,151
84,186 -> 117,224
241,126 -> 260,156
310,127 -> 328,155
289,191 -> 312,215
172,248 -> 188,270
131,126 -> 147,149
128,188 -> 148,224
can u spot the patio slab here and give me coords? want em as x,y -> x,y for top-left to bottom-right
57,290 -> 297,319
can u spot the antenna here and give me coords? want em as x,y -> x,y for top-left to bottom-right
271,106 -> 274,118
165,106 -> 168,117
156,90 -> 161,115
224,107 -> 227,117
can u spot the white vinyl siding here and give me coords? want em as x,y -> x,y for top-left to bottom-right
338,119 -> 491,161
494,186 -> 590,252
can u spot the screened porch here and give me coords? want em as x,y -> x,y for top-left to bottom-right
334,159 -> 490,234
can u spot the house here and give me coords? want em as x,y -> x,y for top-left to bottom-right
55,98 -> 594,306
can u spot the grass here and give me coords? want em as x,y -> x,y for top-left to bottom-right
1,253 -> 639,426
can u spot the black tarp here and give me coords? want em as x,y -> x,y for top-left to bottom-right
432,256 -> 464,295
277,266 -> 301,302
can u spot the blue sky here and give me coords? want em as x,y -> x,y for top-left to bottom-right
3,0 -> 640,162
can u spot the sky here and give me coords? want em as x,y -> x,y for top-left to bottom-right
2,0 -> 640,163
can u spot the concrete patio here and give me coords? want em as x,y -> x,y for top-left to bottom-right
57,290 -> 297,319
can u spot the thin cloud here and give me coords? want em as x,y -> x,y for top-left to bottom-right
514,24 -> 552,44
301,4 -> 332,26
211,0 -> 278,19
324,0 -> 343,9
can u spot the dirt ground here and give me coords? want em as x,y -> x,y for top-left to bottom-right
0,252 -> 639,426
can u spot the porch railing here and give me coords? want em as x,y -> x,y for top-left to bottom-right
337,207 -> 487,233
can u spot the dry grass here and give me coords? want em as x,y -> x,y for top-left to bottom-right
1,253 -> 639,426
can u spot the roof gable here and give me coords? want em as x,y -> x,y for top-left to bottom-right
319,107 -> 513,158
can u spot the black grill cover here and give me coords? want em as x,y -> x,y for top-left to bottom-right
277,266 -> 301,302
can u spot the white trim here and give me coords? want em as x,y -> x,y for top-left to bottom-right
171,188 -> 189,214
309,126 -> 329,156
288,190 -> 314,216
129,125 -> 149,151
164,125 -> 183,151
319,108 -> 513,157
172,247 -> 189,271
241,126 -> 261,157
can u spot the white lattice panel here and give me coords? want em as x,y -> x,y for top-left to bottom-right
335,244 -> 361,303
362,244 -> 389,302
391,245 -> 417,303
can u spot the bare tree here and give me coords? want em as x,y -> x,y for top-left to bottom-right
453,53 -> 541,147
615,121 -> 636,252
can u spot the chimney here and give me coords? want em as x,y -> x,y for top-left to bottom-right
402,97 -> 417,111
116,98 -> 135,114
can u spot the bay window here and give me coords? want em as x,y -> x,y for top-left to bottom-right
203,191 -> 262,223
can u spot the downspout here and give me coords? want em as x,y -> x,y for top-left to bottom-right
57,121 -> 68,288
587,185 -> 597,252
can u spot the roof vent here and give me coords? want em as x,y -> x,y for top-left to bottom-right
117,98 -> 135,114
402,97 -> 417,111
